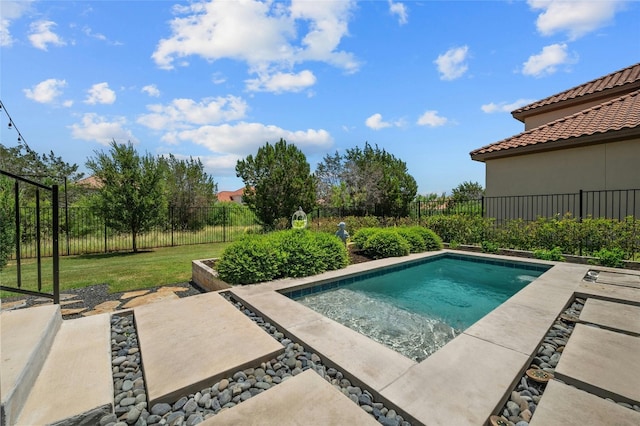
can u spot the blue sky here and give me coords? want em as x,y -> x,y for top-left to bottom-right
1,0 -> 638,194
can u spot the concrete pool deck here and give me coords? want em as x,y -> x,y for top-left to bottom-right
229,250 -> 640,425
2,250 -> 640,425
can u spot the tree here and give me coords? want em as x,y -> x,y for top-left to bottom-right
316,142 -> 417,217
448,181 -> 484,214
160,154 -> 217,230
0,175 -> 14,270
236,138 -> 316,229
0,140 -> 85,203
86,141 -> 166,252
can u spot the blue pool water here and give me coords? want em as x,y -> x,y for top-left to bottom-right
290,254 -> 549,361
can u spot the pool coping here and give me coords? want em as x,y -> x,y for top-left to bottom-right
227,250 -> 640,425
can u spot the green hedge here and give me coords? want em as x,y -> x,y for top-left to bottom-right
216,229 -> 348,284
353,226 -> 443,259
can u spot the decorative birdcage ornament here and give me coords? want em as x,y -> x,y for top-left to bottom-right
292,206 -> 307,229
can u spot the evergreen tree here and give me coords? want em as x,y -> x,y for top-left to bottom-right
236,138 -> 316,229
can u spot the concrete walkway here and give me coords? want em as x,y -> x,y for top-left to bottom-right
2,250 -> 640,425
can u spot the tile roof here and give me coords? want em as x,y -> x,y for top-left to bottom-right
217,188 -> 245,202
512,63 -> 640,117
76,175 -> 103,189
471,89 -> 640,160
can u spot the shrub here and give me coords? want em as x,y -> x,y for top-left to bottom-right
352,228 -> 380,249
590,247 -> 626,268
363,229 -> 410,259
270,230 -> 328,278
312,231 -> 349,271
217,229 -> 351,284
396,227 -> 426,253
216,236 -> 280,284
411,227 -> 443,251
481,240 -> 499,253
533,247 -> 565,262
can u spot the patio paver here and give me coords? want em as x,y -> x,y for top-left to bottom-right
579,298 -> 640,335
380,333 -> 529,426
201,369 -> 380,426
530,380 -> 640,426
135,291 -> 284,405
554,323 -> 640,405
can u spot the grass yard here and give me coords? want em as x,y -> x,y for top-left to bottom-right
0,242 -> 230,298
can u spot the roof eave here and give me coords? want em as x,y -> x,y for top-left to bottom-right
470,127 -> 640,163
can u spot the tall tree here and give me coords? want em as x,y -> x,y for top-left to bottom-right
450,181 -> 484,203
316,142 -> 417,216
160,154 -> 217,230
86,141 -> 166,252
0,140 -> 85,203
236,138 -> 316,229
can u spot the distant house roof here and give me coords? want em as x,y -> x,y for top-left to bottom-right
217,188 -> 245,202
471,89 -> 640,161
76,175 -> 103,189
512,62 -> 640,122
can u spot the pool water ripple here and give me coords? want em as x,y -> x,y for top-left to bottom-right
298,289 -> 460,362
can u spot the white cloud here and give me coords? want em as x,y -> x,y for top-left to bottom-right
417,110 -> 448,127
528,0 -> 625,40
152,0 -> 358,92
137,96 -> 248,131
142,84 -> 161,97
522,43 -> 574,77
365,113 -> 392,130
434,46 -> 469,81
245,70 -> 317,93
0,0 -> 34,47
24,79 -> 67,103
167,122 -> 333,157
28,20 -> 66,50
481,98 -> 536,113
389,1 -> 408,25
85,82 -> 116,105
69,113 -> 137,145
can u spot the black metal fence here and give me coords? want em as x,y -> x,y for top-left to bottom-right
483,189 -> 640,224
13,205 -> 260,259
7,188 -> 638,260
315,189 -> 639,223
1,170 -> 60,302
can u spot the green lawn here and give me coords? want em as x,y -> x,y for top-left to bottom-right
0,243 -> 230,297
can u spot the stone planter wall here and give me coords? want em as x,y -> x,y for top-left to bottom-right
191,259 -> 231,292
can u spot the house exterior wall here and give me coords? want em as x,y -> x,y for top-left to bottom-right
483,139 -> 640,220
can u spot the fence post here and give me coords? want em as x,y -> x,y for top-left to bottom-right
14,181 -> 22,288
52,185 -> 60,304
170,206 -> 174,247
481,196 -> 485,218
223,205 -> 227,243
579,189 -> 583,257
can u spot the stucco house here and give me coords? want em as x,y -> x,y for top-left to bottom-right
470,63 -> 640,220
216,188 -> 246,204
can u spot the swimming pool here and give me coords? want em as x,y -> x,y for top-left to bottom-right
285,254 -> 550,361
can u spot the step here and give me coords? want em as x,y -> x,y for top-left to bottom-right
14,313 -> 114,426
554,323 -> 640,406
134,292 -> 284,405
1,304 -> 62,426
530,380 -> 640,426
201,369 -> 380,425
